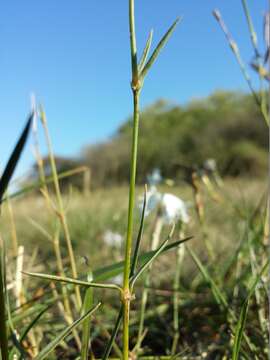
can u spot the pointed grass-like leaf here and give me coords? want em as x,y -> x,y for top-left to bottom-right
0,113 -> 33,203
130,224 -> 175,287
130,185 -> 147,277
131,235 -> 192,287
140,17 -> 181,81
34,302 -> 101,360
130,231 -> 192,288
188,246 -> 262,354
20,305 -> 50,345
247,260 -> 269,299
93,236 -> 192,283
9,305 -> 51,360
81,271 -> 94,360
102,305 -> 123,360
103,188 -> 146,360
23,272 -> 122,292
138,30 -> 153,72
187,246 -> 228,309
102,234 -> 192,359
232,299 -> 249,360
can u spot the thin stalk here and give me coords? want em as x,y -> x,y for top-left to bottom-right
122,88 -> 140,360
171,227 -> 185,355
265,0 -> 270,352
122,2 -> 140,357
191,172 -> 214,260
32,120 -> 76,325
136,215 -> 163,352
241,0 -> 259,58
40,108 -> 82,309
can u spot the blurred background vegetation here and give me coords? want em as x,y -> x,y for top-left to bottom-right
30,90 -> 267,190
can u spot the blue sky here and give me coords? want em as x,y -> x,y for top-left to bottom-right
0,0 -> 267,179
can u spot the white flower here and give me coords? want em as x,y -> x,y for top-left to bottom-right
103,230 -> 123,248
138,187 -> 190,224
161,193 -> 190,224
138,186 -> 162,217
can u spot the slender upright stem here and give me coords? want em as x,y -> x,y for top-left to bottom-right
136,215 -> 163,352
123,89 -> 140,360
241,0 -> 259,58
123,90 -> 140,291
122,1 -> 141,358
266,0 -> 270,352
171,228 -> 185,355
129,0 -> 138,83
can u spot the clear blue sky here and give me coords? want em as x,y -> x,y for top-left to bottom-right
0,0 -> 267,179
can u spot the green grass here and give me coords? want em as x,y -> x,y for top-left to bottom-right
1,178 -> 268,358
0,0 -> 268,358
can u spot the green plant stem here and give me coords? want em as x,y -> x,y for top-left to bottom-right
123,88 -> 140,360
123,3 -> 140,353
129,0 -> 138,82
171,228 -> 185,355
136,215 -> 163,352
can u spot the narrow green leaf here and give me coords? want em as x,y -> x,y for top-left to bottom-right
23,272 -> 122,292
102,305 -> 123,360
138,30 -> 153,72
20,305 -> 50,344
81,271 -> 94,360
187,246 -> 228,309
130,185 -> 147,277
232,300 -> 249,360
102,233 -> 192,359
10,305 -> 51,360
140,17 -> 181,80
0,113 -> 33,203
93,236 -> 192,282
247,260 -> 269,297
130,225 -> 176,287
35,303 -> 101,360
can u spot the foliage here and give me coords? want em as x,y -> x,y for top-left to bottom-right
82,90 -> 268,187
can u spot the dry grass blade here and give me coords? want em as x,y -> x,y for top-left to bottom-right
2,166 -> 88,204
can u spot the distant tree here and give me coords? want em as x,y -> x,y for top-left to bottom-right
28,91 -> 267,190
30,156 -> 86,191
